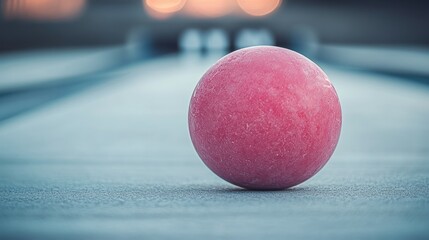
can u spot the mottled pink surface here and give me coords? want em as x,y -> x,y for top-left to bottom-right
188,46 -> 342,190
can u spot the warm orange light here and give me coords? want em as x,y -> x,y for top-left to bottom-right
184,0 -> 235,18
145,0 -> 186,14
3,0 -> 86,20
237,0 -> 281,17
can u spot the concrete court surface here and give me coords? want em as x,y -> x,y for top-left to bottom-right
0,54 -> 428,239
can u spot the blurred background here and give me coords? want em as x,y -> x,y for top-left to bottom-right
1,0 -> 429,50
1,0 -> 429,121
1,1 -> 429,239
1,0 -> 429,116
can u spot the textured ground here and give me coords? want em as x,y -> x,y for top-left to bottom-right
0,54 -> 428,239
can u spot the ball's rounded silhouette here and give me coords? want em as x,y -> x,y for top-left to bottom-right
188,46 -> 342,190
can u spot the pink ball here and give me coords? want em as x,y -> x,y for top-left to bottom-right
188,46 -> 342,190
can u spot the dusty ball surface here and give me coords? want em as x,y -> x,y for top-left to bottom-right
188,46 -> 342,190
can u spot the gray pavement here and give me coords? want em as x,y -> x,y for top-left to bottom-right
0,54 -> 428,239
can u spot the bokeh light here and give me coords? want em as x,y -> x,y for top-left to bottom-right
144,0 -> 186,18
3,0 -> 86,20
237,0 -> 282,17
184,0 -> 235,18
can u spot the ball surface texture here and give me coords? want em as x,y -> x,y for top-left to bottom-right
188,46 -> 341,190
